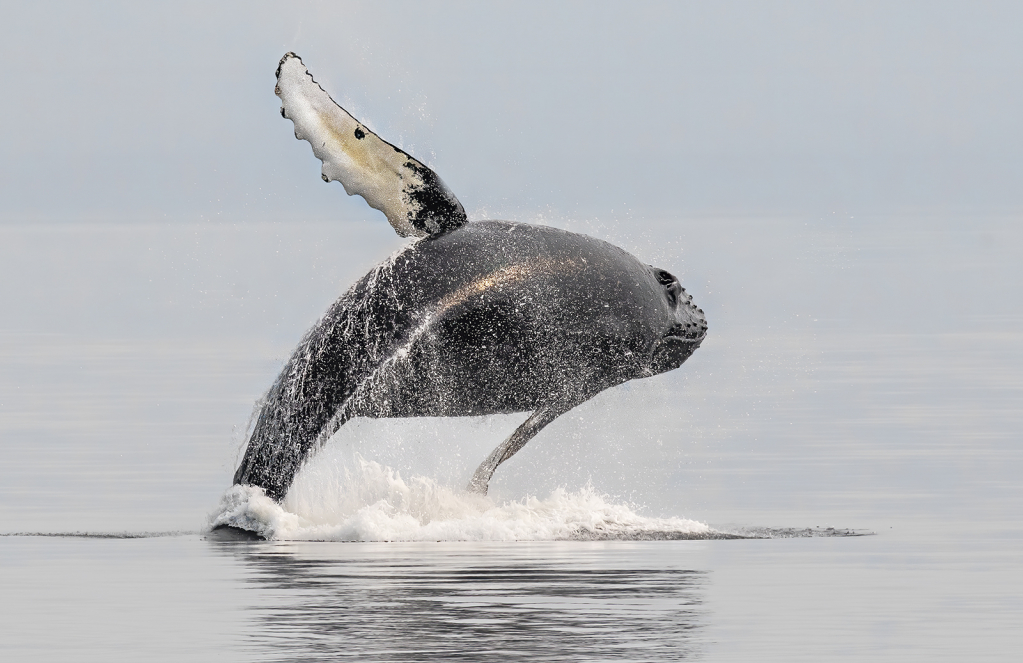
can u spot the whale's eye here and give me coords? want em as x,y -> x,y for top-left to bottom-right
654,270 -> 675,286
654,269 -> 680,306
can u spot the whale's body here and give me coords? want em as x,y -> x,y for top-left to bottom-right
230,54 -> 707,502
234,220 -> 706,500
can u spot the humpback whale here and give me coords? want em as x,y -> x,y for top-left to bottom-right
232,53 -> 707,501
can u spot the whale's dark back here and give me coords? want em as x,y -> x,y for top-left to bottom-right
233,221 -> 704,501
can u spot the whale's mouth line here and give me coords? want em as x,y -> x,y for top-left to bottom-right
660,332 -> 706,346
661,334 -> 704,344
660,320 -> 707,345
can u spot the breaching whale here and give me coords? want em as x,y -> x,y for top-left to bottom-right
232,53 -> 707,502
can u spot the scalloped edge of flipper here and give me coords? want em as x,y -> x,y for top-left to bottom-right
275,52 -> 466,238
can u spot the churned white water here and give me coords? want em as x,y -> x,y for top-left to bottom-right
209,455 -> 709,541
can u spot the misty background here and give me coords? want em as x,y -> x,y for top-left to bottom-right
3,0 -> 1022,223
1,1 -> 1020,532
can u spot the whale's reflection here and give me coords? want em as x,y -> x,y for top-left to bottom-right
214,541 -> 707,661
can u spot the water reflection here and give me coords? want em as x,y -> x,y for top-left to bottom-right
215,541 -> 707,662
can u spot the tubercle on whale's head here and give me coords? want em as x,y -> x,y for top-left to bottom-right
646,266 -> 707,376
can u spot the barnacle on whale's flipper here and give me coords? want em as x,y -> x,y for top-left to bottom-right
275,52 -> 466,238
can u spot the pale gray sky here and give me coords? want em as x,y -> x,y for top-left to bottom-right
2,0 -> 1021,223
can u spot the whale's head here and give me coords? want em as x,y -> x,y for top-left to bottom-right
647,267 -> 707,376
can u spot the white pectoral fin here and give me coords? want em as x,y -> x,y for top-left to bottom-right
275,53 -> 467,238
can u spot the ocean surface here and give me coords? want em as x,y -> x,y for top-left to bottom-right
1,215 -> 1020,660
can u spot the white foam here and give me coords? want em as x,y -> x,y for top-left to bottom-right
208,455 -> 709,541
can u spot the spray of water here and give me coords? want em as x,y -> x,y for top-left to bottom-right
209,454 -> 710,541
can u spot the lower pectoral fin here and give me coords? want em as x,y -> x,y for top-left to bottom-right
466,401 -> 575,495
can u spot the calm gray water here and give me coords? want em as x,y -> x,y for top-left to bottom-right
1,215 -> 1020,660
2,532 -> 1019,661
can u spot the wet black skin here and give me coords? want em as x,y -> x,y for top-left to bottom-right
233,220 -> 707,501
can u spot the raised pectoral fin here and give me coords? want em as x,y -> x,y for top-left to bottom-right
275,53 -> 467,238
466,402 -> 575,495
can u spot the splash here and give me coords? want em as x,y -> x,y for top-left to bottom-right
209,455 -> 710,542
